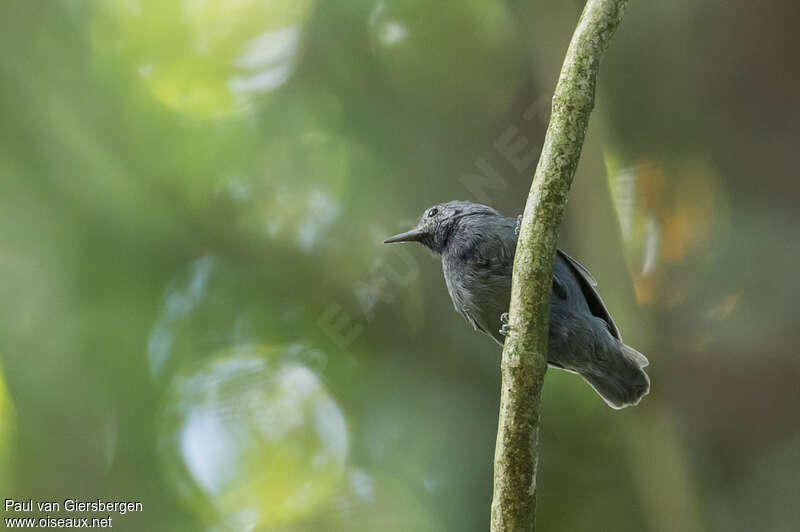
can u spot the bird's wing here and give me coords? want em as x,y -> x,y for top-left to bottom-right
557,249 -> 621,341
558,249 -> 597,286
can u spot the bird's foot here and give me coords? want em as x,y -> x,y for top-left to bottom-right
499,312 -> 512,336
515,215 -> 522,236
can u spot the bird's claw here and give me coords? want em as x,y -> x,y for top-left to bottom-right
514,215 -> 522,236
499,312 -> 512,336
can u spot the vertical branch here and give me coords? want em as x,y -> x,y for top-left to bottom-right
490,1 -> 631,531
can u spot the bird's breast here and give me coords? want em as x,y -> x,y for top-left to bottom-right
441,254 -> 512,337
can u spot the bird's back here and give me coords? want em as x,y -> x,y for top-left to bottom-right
440,213 -> 601,344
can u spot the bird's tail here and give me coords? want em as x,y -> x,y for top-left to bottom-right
580,343 -> 650,409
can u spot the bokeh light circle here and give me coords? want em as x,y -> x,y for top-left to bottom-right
159,345 -> 348,530
92,0 -> 314,118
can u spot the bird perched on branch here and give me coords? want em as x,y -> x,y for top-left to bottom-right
384,200 -> 649,409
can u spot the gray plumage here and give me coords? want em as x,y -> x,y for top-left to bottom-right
384,200 -> 649,409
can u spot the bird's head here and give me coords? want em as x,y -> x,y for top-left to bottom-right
384,201 -> 500,254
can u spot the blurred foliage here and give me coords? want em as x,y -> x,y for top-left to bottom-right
93,0 -> 314,117
1,0 -> 799,531
606,153 -> 731,307
0,362 -> 15,491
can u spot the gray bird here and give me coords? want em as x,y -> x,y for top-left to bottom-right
384,200 -> 649,409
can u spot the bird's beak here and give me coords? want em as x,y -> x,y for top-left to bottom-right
383,227 -> 425,243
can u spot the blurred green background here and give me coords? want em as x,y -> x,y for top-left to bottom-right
1,1 -> 799,531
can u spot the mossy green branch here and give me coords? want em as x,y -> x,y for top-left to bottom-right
490,1 -> 630,531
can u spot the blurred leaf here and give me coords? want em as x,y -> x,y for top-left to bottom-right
606,152 -> 731,307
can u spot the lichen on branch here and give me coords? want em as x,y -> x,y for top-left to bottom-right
490,1 -> 631,531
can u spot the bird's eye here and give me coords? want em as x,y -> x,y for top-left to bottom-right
427,208 -> 438,217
